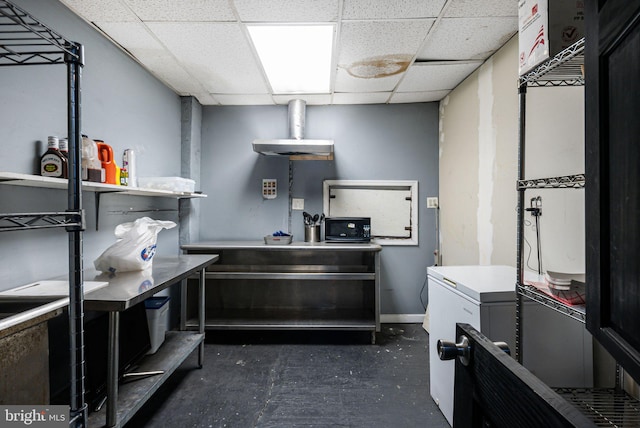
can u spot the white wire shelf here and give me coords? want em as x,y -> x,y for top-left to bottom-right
0,211 -> 83,232
519,38 -> 585,87
517,282 -> 586,324
556,388 -> 640,427
0,0 -> 81,66
517,174 -> 586,190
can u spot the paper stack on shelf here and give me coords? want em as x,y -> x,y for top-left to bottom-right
525,270 -> 586,306
545,271 -> 586,290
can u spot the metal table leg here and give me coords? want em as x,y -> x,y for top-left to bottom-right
106,311 -> 120,427
198,267 -> 205,368
180,279 -> 187,331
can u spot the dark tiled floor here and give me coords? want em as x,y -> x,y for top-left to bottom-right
125,324 -> 449,428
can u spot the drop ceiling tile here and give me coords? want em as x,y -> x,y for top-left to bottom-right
96,21 -> 160,50
335,67 -> 403,92
418,17 -> 517,60
146,22 -> 269,94
333,92 -> 391,104
195,93 -> 221,105
215,94 -> 276,105
445,0 -> 517,18
272,94 -> 332,105
96,22 -> 203,94
342,0 -> 446,20
335,19 -> 434,92
335,20 -> 433,92
390,90 -> 450,103
123,0 -> 236,22
233,0 -> 339,22
139,57 -> 205,93
397,61 -> 482,92
59,0 -> 138,22
339,20 -> 434,65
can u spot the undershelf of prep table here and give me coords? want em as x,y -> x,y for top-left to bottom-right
184,308 -> 378,331
87,331 -> 204,428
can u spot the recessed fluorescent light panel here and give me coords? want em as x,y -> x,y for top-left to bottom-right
248,25 -> 334,94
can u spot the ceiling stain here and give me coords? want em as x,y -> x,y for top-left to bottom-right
346,54 -> 413,79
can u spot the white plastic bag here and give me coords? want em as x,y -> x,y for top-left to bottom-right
94,217 -> 176,273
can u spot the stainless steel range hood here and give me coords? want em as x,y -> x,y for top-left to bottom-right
252,100 -> 334,158
252,139 -> 334,156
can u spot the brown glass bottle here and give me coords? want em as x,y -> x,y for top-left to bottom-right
40,136 -> 68,179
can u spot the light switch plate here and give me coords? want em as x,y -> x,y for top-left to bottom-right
262,179 -> 277,199
292,198 -> 304,210
427,197 -> 439,208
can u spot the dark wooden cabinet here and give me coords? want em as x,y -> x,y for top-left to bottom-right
585,0 -> 640,384
451,324 -> 594,428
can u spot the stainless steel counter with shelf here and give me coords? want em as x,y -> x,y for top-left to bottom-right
181,241 -> 381,343
81,254 -> 219,428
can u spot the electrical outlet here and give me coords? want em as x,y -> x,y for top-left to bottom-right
427,197 -> 439,209
292,198 -> 304,210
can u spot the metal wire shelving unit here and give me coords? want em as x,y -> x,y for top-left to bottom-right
515,36 -> 640,427
515,37 -> 587,359
0,1 -> 88,426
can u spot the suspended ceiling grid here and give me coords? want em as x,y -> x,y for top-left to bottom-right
58,0 -> 518,105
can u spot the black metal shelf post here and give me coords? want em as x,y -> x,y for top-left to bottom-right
0,1 -> 87,426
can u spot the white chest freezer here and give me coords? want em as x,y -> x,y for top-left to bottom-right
428,265 -> 517,426
427,265 -> 592,426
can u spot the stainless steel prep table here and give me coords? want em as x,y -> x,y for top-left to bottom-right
181,241 -> 381,342
84,254 -> 218,428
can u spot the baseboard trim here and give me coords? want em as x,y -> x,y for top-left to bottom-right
380,313 -> 426,324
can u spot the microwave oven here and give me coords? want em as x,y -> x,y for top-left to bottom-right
324,217 -> 371,242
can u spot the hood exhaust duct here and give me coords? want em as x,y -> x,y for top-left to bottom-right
252,99 -> 334,159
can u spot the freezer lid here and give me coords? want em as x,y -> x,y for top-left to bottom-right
427,265 -> 517,303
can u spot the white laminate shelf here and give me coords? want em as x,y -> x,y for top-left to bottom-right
0,172 -> 207,199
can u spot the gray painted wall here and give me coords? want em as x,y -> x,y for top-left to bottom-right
199,103 -> 439,315
0,0 -> 439,316
0,0 -> 183,290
